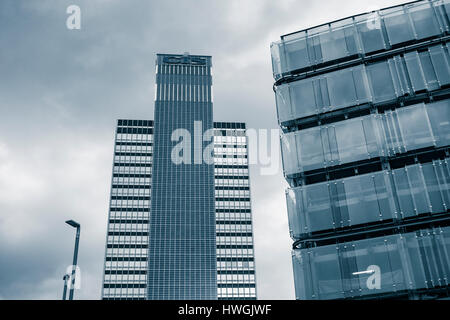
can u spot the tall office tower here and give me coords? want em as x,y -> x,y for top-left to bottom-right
149,54 -> 216,300
102,119 -> 153,300
271,0 -> 450,299
214,122 -> 257,300
101,120 -> 256,300
102,52 -> 256,300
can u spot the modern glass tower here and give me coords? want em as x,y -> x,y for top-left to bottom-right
149,54 -> 216,300
271,0 -> 450,299
102,54 -> 256,300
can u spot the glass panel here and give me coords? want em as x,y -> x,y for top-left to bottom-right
393,167 -> 415,218
353,66 -> 372,103
298,128 -> 326,172
403,232 -> 427,289
392,56 -> 412,96
419,233 -> 442,286
422,162 -> 445,213
404,51 -> 427,92
433,158 -> 450,210
408,2 -> 441,39
383,7 -> 415,45
427,100 -> 450,147
286,188 -> 303,239
334,118 -> 369,164
270,42 -> 282,78
310,245 -> 343,299
406,164 -> 430,214
419,51 -> 440,90
437,227 -> 450,283
292,250 -> 314,299
362,116 -> 384,157
396,104 -> 434,151
275,84 -> 291,123
290,79 -> 318,119
303,183 -> 334,233
315,78 -> 330,113
429,45 -> 450,86
284,37 -> 310,72
332,180 -> 348,228
327,68 -> 358,109
280,133 -> 298,175
367,61 -> 396,102
355,12 -> 386,53
307,35 -> 323,65
373,171 -> 397,219
320,22 -> 358,62
340,244 -> 360,295
343,174 -> 380,226
353,236 -> 405,294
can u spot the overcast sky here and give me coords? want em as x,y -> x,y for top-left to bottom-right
0,0 -> 407,300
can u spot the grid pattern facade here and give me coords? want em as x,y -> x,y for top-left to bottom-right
271,0 -> 450,300
102,119 -> 153,300
101,120 -> 257,300
148,54 -> 216,300
214,123 -> 257,300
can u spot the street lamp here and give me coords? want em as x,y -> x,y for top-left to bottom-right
65,219 -> 80,300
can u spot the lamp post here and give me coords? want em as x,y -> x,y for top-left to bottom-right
65,219 -> 80,300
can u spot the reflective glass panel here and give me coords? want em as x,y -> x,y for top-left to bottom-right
355,13 -> 386,53
427,100 -> 450,147
383,7 -> 415,45
396,104 -> 434,151
429,45 -> 450,86
285,37 -> 310,71
408,2 -> 441,39
367,61 -> 396,102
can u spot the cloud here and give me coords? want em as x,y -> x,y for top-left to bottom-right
0,0 -> 408,299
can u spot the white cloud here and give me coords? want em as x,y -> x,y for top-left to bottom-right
0,0 -> 412,300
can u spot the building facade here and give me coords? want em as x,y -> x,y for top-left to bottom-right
102,54 -> 256,300
271,0 -> 450,299
149,54 -> 216,300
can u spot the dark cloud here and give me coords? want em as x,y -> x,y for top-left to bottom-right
0,0 -> 406,299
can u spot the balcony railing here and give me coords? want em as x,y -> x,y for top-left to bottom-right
271,0 -> 450,80
281,100 -> 450,175
275,43 -> 450,125
287,158 -> 450,238
292,226 -> 450,299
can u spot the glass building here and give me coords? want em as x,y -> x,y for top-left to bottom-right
271,0 -> 450,299
102,54 -> 256,300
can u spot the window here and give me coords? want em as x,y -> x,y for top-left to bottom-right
396,104 -> 434,151
367,61 -> 396,102
429,45 -> 450,86
408,2 -> 441,39
355,12 -> 386,53
427,100 -> 450,147
383,7 -> 415,45
327,68 -> 358,108
285,35 -> 310,72
298,128 -> 325,172
404,51 -> 427,92
291,79 -> 318,118
320,20 -> 358,62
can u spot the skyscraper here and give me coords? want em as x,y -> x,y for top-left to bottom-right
271,0 -> 450,299
149,54 -> 216,300
102,54 -> 256,300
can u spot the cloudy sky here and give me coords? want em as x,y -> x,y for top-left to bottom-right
0,0 -> 407,300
